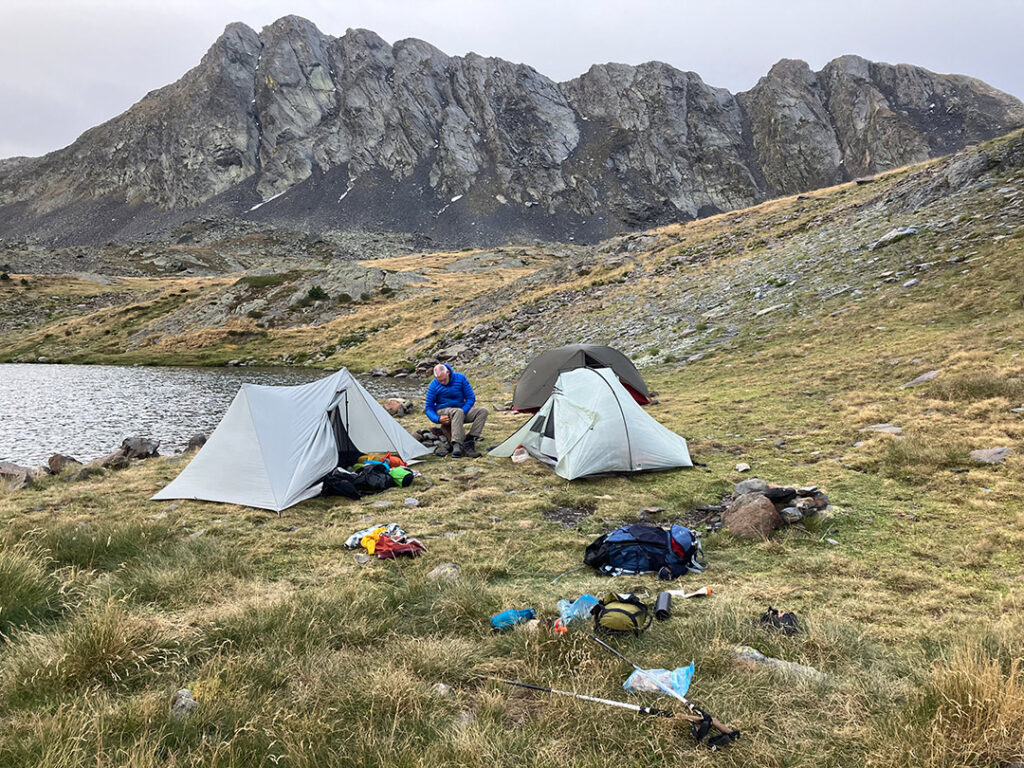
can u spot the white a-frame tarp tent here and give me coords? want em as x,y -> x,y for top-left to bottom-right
490,367 -> 692,480
152,369 -> 427,512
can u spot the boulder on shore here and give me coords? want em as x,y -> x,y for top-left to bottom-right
48,453 -> 82,474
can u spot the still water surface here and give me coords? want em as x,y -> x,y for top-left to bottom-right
0,364 -> 420,465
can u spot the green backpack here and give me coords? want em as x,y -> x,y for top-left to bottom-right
593,592 -> 652,637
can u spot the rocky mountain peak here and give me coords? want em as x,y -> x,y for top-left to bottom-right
1,16 -> 1022,248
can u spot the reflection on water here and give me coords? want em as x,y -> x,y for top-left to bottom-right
0,364 -> 422,465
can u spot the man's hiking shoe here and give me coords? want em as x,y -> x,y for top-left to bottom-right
451,442 -> 464,458
463,439 -> 482,459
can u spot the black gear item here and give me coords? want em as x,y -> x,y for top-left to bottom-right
760,606 -> 800,635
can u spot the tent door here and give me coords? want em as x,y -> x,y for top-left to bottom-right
328,392 -> 363,468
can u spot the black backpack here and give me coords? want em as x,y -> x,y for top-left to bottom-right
351,463 -> 395,494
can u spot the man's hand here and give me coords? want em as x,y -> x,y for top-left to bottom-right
439,414 -> 451,425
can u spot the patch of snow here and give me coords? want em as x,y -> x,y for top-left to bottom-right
248,190 -> 286,212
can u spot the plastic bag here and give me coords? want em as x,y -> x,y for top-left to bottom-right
511,445 -> 530,463
623,663 -> 694,698
556,594 -> 600,625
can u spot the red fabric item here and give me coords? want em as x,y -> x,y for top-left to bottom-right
374,534 -> 426,559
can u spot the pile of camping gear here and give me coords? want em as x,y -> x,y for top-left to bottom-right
344,522 -> 425,559
484,521 -> 740,750
320,453 -> 417,501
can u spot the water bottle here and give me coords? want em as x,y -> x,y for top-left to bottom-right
490,608 -> 536,631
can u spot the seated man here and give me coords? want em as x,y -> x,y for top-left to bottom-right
424,363 -> 488,458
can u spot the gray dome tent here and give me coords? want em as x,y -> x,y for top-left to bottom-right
513,344 -> 651,412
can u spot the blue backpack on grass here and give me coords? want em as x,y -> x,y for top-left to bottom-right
584,524 -> 704,579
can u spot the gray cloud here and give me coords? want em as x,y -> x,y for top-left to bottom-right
2,0 -> 1022,158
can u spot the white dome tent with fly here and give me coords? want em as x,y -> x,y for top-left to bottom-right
490,367 -> 692,480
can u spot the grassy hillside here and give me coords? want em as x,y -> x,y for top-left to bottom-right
1,131 -> 1023,767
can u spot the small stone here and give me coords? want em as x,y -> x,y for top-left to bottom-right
354,553 -> 371,565
826,538 -> 839,546
434,683 -> 454,698
163,501 -> 181,512
189,529 -> 205,540
780,507 -> 803,524
488,516 -> 502,523
900,370 -> 939,388
734,477 -> 769,496
859,423 -> 902,434
456,711 -> 474,726
373,500 -> 394,508
186,433 -> 207,451
796,486 -> 818,496
427,562 -> 461,581
404,497 -> 419,507
1010,406 -> 1024,414
735,462 -> 751,473
640,506 -> 665,516
970,447 -> 1011,464
870,226 -> 918,250
902,278 -> 920,288
170,689 -> 198,718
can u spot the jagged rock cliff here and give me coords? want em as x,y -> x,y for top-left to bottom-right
1,15 -> 1022,247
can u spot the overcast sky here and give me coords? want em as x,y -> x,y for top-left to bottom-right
2,0 -> 1022,159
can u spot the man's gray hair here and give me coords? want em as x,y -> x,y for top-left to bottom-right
433,363 -> 448,378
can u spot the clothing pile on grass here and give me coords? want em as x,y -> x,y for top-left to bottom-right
345,522 -> 426,559
320,452 -> 417,501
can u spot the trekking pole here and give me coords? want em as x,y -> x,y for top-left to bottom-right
589,634 -> 740,750
490,678 -> 675,718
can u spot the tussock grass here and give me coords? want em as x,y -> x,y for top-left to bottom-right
2,598 -> 189,707
925,642 -> 1024,767
879,436 -> 974,481
0,548 -> 65,637
929,372 -> 1024,402
4,518 -> 178,571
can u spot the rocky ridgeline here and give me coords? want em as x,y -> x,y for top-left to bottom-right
1,15 -> 1021,248
421,130 -> 1024,376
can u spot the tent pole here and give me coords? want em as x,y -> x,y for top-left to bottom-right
593,369 -> 634,470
